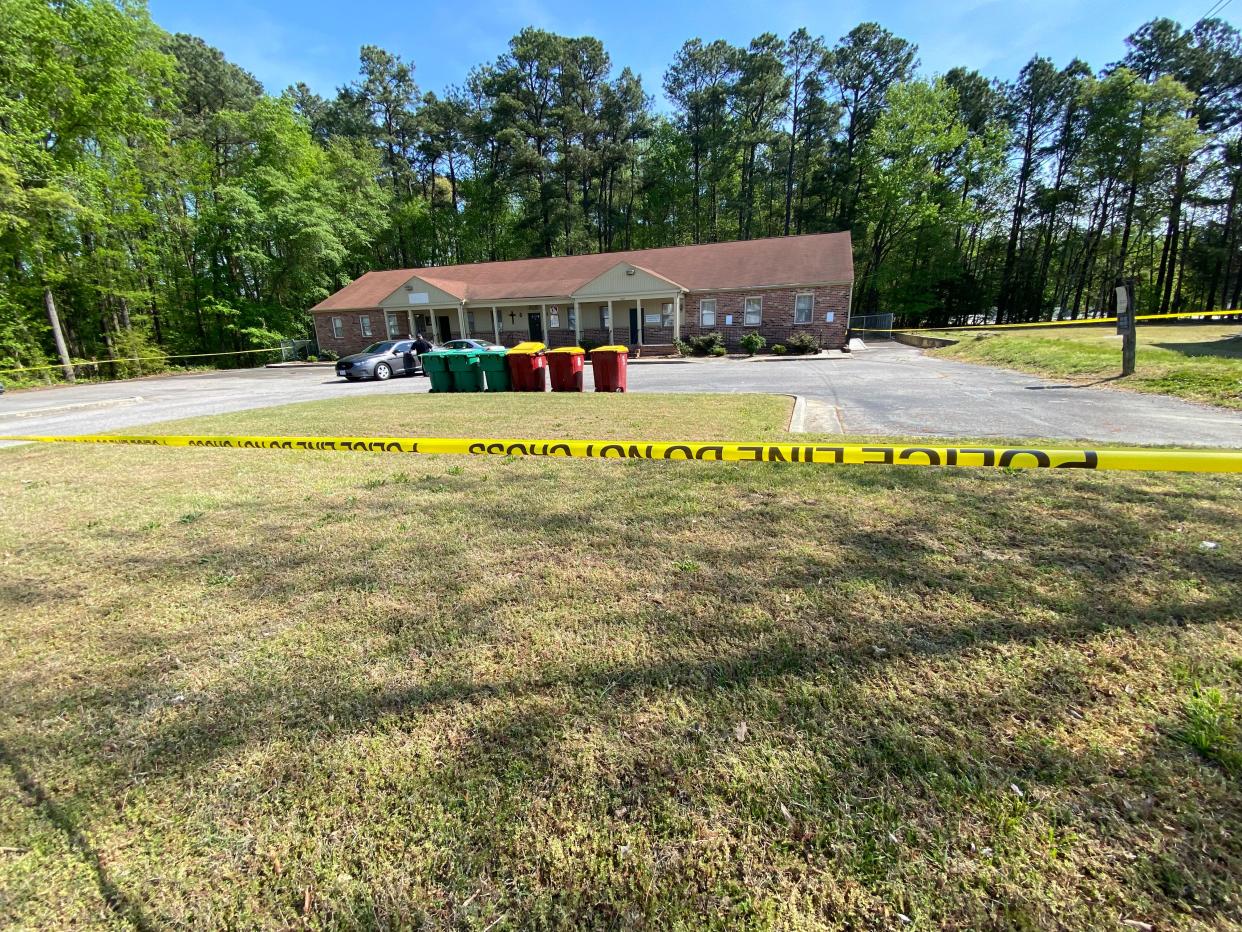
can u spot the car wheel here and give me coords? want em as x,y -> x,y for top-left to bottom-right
374,363 -> 392,381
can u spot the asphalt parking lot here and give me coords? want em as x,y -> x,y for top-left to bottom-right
2,343 -> 1240,446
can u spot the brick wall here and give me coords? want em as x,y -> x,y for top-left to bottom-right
680,283 -> 851,350
313,282 -> 851,356
314,311 -> 382,357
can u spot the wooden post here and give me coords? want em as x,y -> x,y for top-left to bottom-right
43,287 -> 75,382
1114,279 -> 1136,376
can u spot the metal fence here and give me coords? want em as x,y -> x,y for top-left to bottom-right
280,339 -> 313,362
849,313 -> 895,337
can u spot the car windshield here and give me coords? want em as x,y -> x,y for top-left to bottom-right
362,342 -> 398,354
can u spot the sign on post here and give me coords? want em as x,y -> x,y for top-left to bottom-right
1112,278 -> 1136,376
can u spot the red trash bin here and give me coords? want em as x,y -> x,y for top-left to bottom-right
546,347 -> 585,392
590,345 -> 629,393
506,342 -> 547,392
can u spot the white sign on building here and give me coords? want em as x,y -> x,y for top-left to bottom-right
408,292 -> 429,305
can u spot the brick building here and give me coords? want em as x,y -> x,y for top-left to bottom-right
311,232 -> 853,356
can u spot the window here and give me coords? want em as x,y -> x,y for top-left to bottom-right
359,315 -> 372,337
794,293 -> 814,325
568,307 -> 576,329
331,317 -> 343,339
386,311 -> 401,337
660,303 -> 674,327
700,298 -> 716,327
600,305 -> 610,326
744,297 -> 762,326
467,311 -> 476,331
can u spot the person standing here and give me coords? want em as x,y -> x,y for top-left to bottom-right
411,333 -> 434,377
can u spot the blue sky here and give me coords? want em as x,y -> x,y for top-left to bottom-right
148,0 -> 1239,107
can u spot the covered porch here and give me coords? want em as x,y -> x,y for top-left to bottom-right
378,262 -> 689,351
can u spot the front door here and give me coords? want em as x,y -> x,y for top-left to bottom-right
528,312 -> 543,343
437,315 -> 452,344
629,306 -> 642,345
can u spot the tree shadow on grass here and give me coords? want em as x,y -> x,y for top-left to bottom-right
1151,338 -> 1242,360
3,462 -> 1240,925
0,740 -> 154,931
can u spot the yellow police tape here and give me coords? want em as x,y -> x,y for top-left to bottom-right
851,310 -> 1242,333
6,433 -> 1242,473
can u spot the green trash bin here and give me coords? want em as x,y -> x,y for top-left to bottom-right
446,349 -> 483,393
477,349 -> 511,392
420,351 -> 455,393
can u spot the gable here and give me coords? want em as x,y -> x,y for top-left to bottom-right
572,262 -> 685,299
376,274 -> 464,308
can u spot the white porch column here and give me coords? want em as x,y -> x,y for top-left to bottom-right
492,306 -> 500,344
636,297 -> 643,346
607,299 -> 614,345
673,293 -> 681,343
573,299 -> 581,346
429,311 -> 439,344
540,303 -> 548,344
406,308 -> 415,338
458,303 -> 469,338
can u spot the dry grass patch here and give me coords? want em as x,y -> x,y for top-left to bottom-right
1,393 -> 1240,929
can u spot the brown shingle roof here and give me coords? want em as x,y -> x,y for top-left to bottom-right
311,231 -> 852,311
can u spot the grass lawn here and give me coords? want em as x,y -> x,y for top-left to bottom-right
2,392 -> 1240,930
927,323 -> 1242,409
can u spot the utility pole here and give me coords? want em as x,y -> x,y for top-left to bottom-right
1113,278 -> 1136,377
43,286 -> 76,383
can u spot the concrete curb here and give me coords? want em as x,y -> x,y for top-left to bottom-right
787,395 -> 808,433
744,350 -> 851,362
893,332 -> 958,349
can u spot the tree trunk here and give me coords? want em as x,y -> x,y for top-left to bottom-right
43,287 -> 76,383
1173,216 -> 1192,311
1159,162 -> 1186,312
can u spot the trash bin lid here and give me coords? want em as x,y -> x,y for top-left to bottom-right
547,346 -> 585,355
507,341 -> 546,355
591,345 -> 629,353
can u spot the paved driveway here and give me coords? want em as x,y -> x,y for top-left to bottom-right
2,344 -> 1239,446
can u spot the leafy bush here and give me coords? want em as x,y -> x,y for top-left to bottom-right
306,354 -> 319,362
673,338 -> 693,357
771,343 -> 787,355
709,345 -> 727,357
318,349 -> 339,361
581,338 -> 600,354
110,324 -> 169,378
786,332 -> 821,355
688,332 -> 725,355
739,331 -> 766,356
